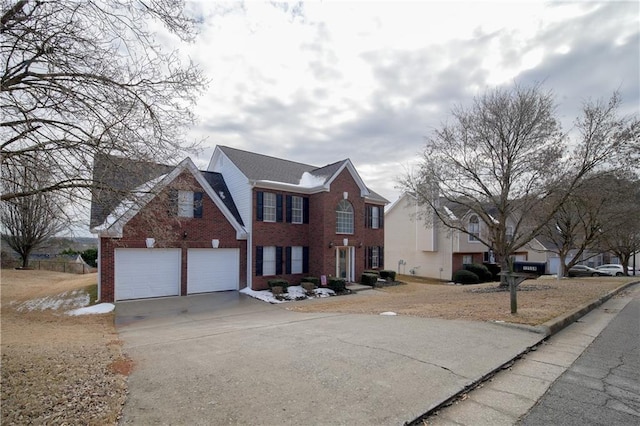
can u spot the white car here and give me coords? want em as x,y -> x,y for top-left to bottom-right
596,264 -> 625,276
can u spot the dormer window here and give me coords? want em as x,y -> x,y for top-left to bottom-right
468,215 -> 480,242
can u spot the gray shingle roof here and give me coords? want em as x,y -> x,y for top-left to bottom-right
90,154 -> 173,228
90,154 -> 244,229
219,146 -> 316,184
201,171 -> 244,226
218,146 -> 389,203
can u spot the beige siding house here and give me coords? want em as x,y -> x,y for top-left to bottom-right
385,193 -> 548,280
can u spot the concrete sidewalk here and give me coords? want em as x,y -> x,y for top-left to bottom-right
116,282 -> 637,425
420,283 -> 640,425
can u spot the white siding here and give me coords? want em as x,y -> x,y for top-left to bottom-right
384,194 -> 454,280
209,151 -> 253,231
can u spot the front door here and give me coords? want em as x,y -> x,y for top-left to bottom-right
337,246 -> 354,282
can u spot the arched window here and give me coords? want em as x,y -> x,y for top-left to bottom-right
468,215 -> 480,242
336,200 -> 354,234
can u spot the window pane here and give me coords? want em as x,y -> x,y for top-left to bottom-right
178,190 -> 193,218
372,207 -> 379,229
263,192 -> 276,222
291,246 -> 303,274
469,216 -> 479,241
336,200 -> 354,234
263,246 -> 276,276
372,247 -> 379,268
292,196 -> 303,224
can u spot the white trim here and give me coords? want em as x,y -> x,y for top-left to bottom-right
91,158 -> 248,240
324,160 -> 370,198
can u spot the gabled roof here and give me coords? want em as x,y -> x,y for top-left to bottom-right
90,154 -> 173,229
217,145 -> 316,184
90,155 -> 246,238
214,146 -> 389,204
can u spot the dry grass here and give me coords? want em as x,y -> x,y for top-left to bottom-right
1,269 -> 127,425
290,276 -> 638,325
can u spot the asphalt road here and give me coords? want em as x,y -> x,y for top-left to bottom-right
519,292 -> 640,425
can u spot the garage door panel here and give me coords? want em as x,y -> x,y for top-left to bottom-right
115,248 -> 181,301
187,249 -> 239,294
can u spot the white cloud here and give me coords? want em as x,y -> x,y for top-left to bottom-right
175,1 -> 639,202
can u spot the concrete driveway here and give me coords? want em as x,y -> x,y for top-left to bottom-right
116,291 -> 544,425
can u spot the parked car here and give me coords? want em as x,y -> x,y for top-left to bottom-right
596,264 -> 625,276
567,265 -> 602,277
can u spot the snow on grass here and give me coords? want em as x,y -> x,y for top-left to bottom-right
380,312 -> 398,316
14,288 -> 113,316
67,303 -> 115,316
16,289 -> 90,312
241,285 -> 336,304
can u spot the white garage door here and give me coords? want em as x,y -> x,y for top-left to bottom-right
115,248 -> 181,301
187,248 -> 239,294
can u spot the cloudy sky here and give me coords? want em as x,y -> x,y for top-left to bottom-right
177,1 -> 639,203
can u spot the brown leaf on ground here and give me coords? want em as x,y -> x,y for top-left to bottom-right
289,275 -> 638,326
1,270 -> 127,425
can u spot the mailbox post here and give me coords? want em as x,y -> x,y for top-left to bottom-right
498,271 -> 540,314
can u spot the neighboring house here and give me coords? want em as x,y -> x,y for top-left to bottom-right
384,193 -> 547,280
90,146 -> 388,302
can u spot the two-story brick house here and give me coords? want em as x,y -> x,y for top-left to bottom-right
90,146 -> 387,302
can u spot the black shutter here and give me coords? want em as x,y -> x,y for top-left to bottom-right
379,206 -> 384,229
168,189 -> 178,216
286,195 -> 292,223
286,246 -> 292,274
193,192 -> 203,218
303,197 -> 309,224
303,246 -> 309,274
366,247 -> 372,269
365,206 -> 371,228
275,246 -> 283,275
256,192 -> 264,221
379,246 -> 384,269
255,246 -> 263,276
276,194 -> 283,222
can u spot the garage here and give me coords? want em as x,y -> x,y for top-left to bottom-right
114,248 -> 181,301
187,248 -> 239,294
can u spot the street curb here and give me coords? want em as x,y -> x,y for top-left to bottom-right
406,280 -> 640,426
535,280 -> 640,337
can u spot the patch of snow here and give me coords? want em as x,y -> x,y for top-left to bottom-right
380,311 -> 398,316
313,288 -> 336,297
299,172 -> 326,188
240,287 -> 284,304
240,285 -> 336,304
67,303 -> 115,316
16,291 -> 90,312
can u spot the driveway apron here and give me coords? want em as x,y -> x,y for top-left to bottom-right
116,292 -> 543,425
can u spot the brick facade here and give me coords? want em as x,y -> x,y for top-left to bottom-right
99,172 -> 247,302
252,169 -> 385,290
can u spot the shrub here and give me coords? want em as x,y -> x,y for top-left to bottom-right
81,248 -> 98,267
363,269 -> 380,276
379,270 -> 396,281
301,276 -> 320,286
327,277 -> 346,293
483,263 -> 500,281
267,279 -> 290,292
452,269 -> 480,285
464,263 -> 493,282
361,273 -> 378,286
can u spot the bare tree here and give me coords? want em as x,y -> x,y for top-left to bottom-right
535,172 -> 619,278
402,84 -> 638,284
1,0 -> 207,202
1,164 -> 67,267
599,175 -> 640,275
